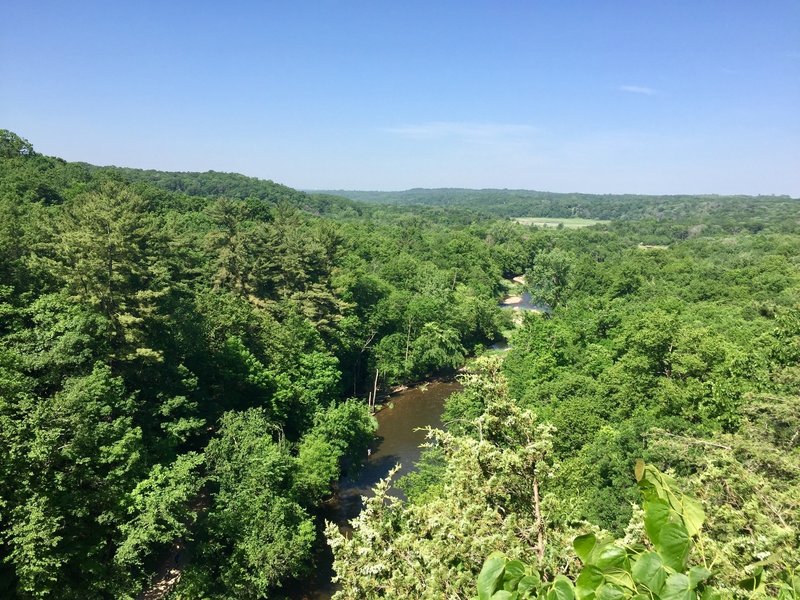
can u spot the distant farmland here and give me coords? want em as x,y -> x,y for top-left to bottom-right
514,217 -> 608,228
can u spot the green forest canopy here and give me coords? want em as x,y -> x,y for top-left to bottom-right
0,130 -> 798,599
318,187 -> 799,227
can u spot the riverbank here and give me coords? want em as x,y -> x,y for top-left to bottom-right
287,378 -> 463,599
288,279 -> 542,598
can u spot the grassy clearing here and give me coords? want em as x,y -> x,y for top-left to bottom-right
515,217 -> 608,228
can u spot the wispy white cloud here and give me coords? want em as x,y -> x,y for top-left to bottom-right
619,85 -> 657,95
383,121 -> 537,141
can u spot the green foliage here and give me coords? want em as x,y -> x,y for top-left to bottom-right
0,130 -> 36,158
195,409 -> 315,597
527,248 -> 574,309
293,432 -> 340,503
644,395 -> 800,596
115,452 -> 206,572
2,131 -> 799,598
38,183 -> 168,361
309,399 -> 377,467
0,363 -> 144,597
476,462 -> 720,600
324,187 -> 800,233
411,321 -> 465,373
326,358 -> 561,599
396,444 -> 448,501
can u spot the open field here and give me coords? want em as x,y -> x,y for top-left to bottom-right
515,217 -> 608,228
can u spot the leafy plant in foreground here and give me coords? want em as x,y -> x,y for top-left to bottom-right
477,461 -> 722,600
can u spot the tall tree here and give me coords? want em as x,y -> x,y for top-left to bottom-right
38,182 -> 166,363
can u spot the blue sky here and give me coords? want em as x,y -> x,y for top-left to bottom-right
2,1 -> 799,195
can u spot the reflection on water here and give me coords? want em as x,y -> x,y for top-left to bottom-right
508,291 -> 548,312
340,379 -> 461,511
288,379 -> 462,600
492,292 -> 547,351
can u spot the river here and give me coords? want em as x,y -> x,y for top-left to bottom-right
502,290 -> 547,312
288,286 -> 540,598
288,379 -> 463,599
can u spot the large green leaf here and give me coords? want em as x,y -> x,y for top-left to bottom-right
547,576 -> 575,600
491,592 -> 517,600
594,583 -> 624,600
478,553 -> 507,600
517,572 -> 542,597
504,560 -> 526,579
777,576 -> 800,600
603,569 -> 635,591
518,574 -> 542,597
660,573 -> 694,600
637,464 -> 669,502
575,566 -> 604,600
639,463 -> 705,536
595,544 -> 627,570
631,552 -> 666,592
573,533 -> 597,563
643,499 -> 670,545
687,566 -> 712,590
657,522 -> 690,572
674,494 -> 705,537
503,560 -> 527,591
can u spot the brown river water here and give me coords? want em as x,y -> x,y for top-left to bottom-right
286,379 -> 463,599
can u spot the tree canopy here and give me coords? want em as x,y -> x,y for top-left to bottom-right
0,132 -> 798,598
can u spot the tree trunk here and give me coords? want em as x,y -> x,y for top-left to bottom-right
405,319 -> 412,365
533,476 -> 544,562
372,368 -> 379,409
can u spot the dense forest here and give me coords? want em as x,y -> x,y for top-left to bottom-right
330,226 -> 800,598
320,188 -> 799,230
1,129 -> 798,598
